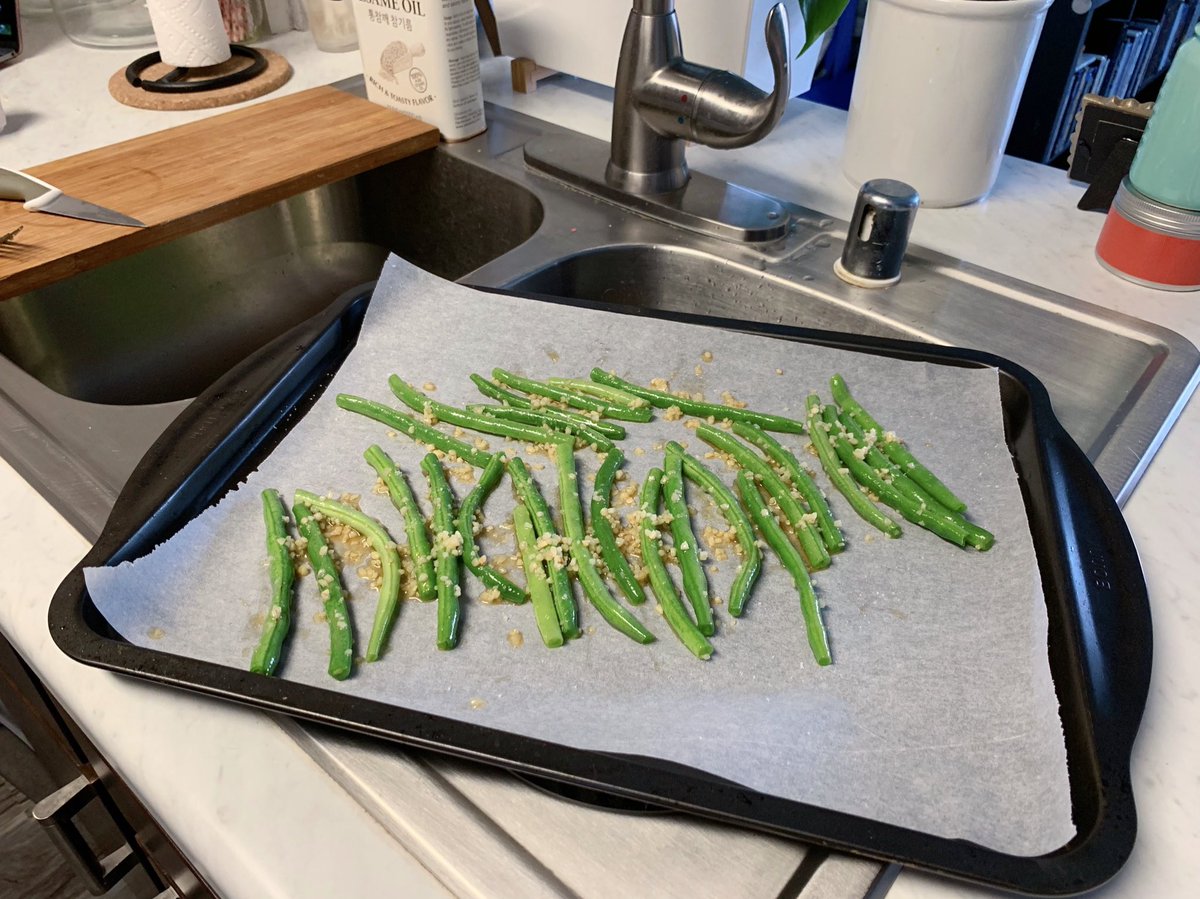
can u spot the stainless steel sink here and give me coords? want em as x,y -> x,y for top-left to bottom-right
0,152 -> 543,405
3,88 -> 1197,899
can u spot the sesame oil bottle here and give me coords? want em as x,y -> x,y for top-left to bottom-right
351,0 -> 486,141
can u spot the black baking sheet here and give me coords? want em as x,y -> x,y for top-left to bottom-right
49,268 -> 1150,895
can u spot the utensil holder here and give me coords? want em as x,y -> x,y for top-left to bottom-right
842,0 -> 1052,208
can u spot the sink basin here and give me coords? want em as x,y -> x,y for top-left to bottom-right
0,151 -> 544,405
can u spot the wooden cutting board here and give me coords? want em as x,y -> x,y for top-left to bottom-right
0,86 -> 440,301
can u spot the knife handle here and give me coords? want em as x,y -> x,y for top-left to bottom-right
0,166 -> 64,210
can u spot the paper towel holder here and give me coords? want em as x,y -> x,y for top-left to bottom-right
124,45 -> 268,94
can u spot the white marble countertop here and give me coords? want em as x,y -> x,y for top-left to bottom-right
2,14 -> 1197,899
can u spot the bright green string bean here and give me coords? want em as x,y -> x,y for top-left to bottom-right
513,503 -> 564,648
835,412 -> 994,551
471,373 -> 533,408
250,489 -> 295,676
590,450 -> 646,605
821,408 -> 969,547
588,368 -> 805,433
805,395 -> 903,538
420,454 -> 463,650
494,368 -> 653,423
662,451 -> 715,635
735,472 -> 832,667
508,457 -> 580,639
294,489 -> 403,662
830,374 -> 967,513
336,394 -> 493,467
695,424 -> 830,571
455,454 -> 526,604
639,469 -> 713,660
364,445 -> 436,602
664,443 -> 763,618
388,375 -> 572,447
465,404 -> 616,452
555,441 -> 654,644
545,377 -> 649,410
292,499 -> 353,680
468,402 -> 626,440
728,423 -> 845,555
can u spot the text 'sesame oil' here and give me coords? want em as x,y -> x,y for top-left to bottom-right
351,0 -> 486,142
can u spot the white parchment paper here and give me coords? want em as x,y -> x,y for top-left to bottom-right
86,256 -> 1073,856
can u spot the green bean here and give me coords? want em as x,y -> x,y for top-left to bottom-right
639,469 -> 714,660
336,394 -> 493,468
294,489 -> 403,662
694,425 -> 830,571
664,443 -> 763,618
292,500 -> 353,680
494,368 -> 654,423
250,489 -> 296,676
555,441 -> 655,644
513,503 -> 564,648
821,408 -> 969,547
455,454 -> 526,604
387,375 -> 572,447
507,457 -> 580,639
589,369 -> 805,433
835,412 -> 995,551
545,377 -> 649,410
465,404 -> 616,453
420,454 -> 463,650
590,450 -> 646,606
471,373 -> 534,408
468,402 -> 626,440
728,423 -> 845,555
735,472 -> 831,666
805,395 -> 903,538
364,445 -> 435,602
662,451 -> 715,635
830,374 -> 967,514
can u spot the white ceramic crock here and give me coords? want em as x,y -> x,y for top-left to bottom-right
842,0 -> 1053,207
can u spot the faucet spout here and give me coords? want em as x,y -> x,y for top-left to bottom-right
686,5 -> 791,149
606,1 -> 791,194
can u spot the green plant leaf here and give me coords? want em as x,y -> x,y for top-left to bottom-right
797,0 -> 852,54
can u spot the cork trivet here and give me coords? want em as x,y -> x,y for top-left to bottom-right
108,49 -> 293,111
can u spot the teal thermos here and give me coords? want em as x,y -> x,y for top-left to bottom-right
1128,24 -> 1200,211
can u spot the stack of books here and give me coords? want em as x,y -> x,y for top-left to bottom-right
1088,0 -> 1200,100
1049,53 -> 1110,160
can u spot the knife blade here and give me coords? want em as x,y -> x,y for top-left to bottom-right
0,166 -> 146,228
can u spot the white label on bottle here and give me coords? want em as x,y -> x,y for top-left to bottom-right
351,0 -> 486,141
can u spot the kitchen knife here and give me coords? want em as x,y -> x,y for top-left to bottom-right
0,166 -> 145,227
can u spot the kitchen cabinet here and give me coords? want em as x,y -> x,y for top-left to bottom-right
0,633 -> 214,898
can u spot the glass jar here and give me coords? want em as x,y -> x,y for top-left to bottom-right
302,0 -> 357,53
219,0 -> 268,44
51,0 -> 157,49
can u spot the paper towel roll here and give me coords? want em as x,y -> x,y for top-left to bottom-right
147,0 -> 233,68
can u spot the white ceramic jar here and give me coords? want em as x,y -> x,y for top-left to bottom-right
842,0 -> 1052,207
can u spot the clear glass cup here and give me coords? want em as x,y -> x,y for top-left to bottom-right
51,0 -> 158,49
302,0 -> 357,53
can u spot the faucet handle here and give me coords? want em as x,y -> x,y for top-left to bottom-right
690,3 -> 791,149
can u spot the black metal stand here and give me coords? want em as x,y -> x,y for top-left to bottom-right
124,45 -> 267,94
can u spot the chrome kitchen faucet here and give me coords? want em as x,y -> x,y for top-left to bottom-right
607,0 -> 791,194
523,0 -> 795,243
